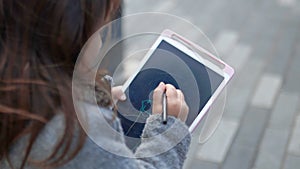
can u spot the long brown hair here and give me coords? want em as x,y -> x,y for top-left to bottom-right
0,0 -> 120,168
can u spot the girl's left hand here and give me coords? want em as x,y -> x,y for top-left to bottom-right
111,86 -> 126,104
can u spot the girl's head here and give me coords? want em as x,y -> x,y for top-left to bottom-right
0,0 -> 120,168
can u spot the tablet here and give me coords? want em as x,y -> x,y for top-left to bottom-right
116,29 -> 234,147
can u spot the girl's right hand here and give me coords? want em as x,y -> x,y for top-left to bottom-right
152,82 -> 189,122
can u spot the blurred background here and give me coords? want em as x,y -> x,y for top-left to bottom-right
122,0 -> 300,169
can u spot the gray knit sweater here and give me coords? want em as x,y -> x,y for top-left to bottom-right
0,102 -> 191,169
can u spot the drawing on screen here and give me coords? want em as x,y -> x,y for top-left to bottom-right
125,99 -> 152,136
140,99 -> 152,115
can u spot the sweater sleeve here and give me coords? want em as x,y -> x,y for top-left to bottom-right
18,103 -> 191,169
66,102 -> 191,169
79,114 -> 191,169
134,114 -> 191,169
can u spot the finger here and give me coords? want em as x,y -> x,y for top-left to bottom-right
183,102 -> 189,114
177,89 -> 185,100
176,89 -> 183,100
111,86 -> 126,102
177,90 -> 189,122
179,90 -> 189,114
179,102 -> 189,122
152,82 -> 166,114
165,84 -> 177,99
176,89 -> 184,113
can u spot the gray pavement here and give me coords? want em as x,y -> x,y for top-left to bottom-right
123,0 -> 300,168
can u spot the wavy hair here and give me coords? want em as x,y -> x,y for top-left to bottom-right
0,0 -> 120,168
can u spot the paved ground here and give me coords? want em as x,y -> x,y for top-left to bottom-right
123,0 -> 300,169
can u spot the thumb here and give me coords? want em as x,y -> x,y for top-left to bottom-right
111,86 -> 126,103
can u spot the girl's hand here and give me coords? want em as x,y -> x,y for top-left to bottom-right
111,86 -> 126,104
152,82 -> 189,122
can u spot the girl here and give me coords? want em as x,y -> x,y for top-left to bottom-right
0,0 -> 191,168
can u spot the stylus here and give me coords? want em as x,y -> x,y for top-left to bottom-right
162,93 -> 167,124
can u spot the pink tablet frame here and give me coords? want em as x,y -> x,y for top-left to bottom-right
161,29 -> 235,133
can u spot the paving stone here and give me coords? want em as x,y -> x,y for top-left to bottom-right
265,25 -> 298,76
222,107 -> 269,169
247,38 -> 275,61
184,160 -> 219,169
224,88 -> 252,121
224,57 -> 265,120
251,74 -> 282,109
191,0 -> 229,35
253,93 -> 299,169
295,3 -> 300,14
240,0 -> 289,53
240,14 -> 279,46
268,92 -> 299,131
288,115 -> 300,156
254,129 -> 290,169
183,119 -> 206,169
283,155 -> 300,169
170,0 -> 213,18
222,144 -> 255,169
197,119 -> 239,163
212,0 -> 257,31
260,0 -> 288,18
225,44 -> 251,71
278,0 -> 296,7
156,0 -> 178,12
123,0 -> 147,14
213,30 -> 239,58
233,107 -> 269,148
230,57 -> 265,90
282,45 -> 300,94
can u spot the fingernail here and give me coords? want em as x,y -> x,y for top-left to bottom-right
120,94 -> 126,100
159,82 -> 165,86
